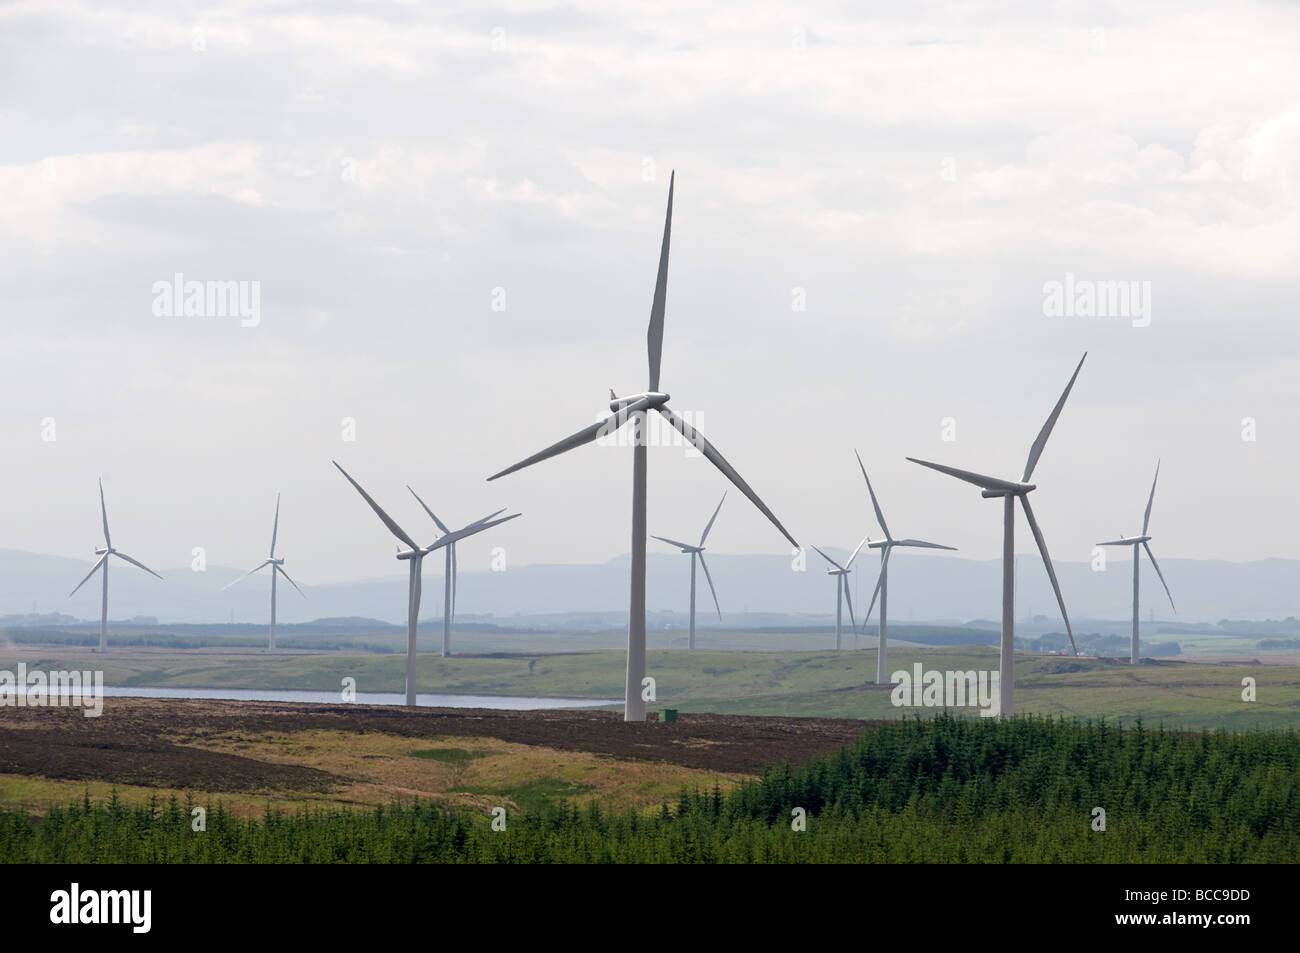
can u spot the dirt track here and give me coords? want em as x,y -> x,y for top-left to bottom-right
0,698 -> 867,792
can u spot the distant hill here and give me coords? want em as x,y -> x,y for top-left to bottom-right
1,547 -> 1298,629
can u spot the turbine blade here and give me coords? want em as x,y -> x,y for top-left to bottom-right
1096,538 -> 1132,547
845,536 -> 869,569
843,579 -> 857,634
69,553 -> 109,597
699,491 -> 726,546
651,535 -> 695,550
811,546 -> 844,572
1142,542 -> 1176,614
1142,459 -> 1160,535
487,397 -> 654,481
698,551 -> 722,620
407,486 -> 452,535
113,550 -> 163,581
276,564 -> 306,598
221,560 -> 271,591
894,538 -> 957,550
855,450 -> 890,540
1019,496 -> 1077,656
865,546 -> 892,621
647,170 -> 674,392
270,493 -> 281,557
469,508 -> 507,527
98,479 -> 111,549
450,542 -> 457,622
1022,352 -> 1087,482
332,461 -> 419,551
906,458 -> 1022,493
426,513 -> 521,552
656,407 -> 798,548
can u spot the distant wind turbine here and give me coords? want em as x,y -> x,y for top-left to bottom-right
487,172 -> 798,721
652,491 -> 726,650
69,479 -> 163,653
333,461 -> 520,706
812,538 -> 868,650
856,451 -> 956,684
221,494 -> 305,652
407,487 -> 512,657
907,353 -> 1087,718
1097,461 -> 1176,664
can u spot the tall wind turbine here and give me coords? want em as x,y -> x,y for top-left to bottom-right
487,172 -> 798,721
1097,461 -> 1175,664
907,353 -> 1087,718
407,487 -> 512,657
857,451 -> 957,684
652,491 -> 726,650
221,494 -> 306,652
333,461 -> 520,706
69,479 -> 163,653
812,538 -> 868,650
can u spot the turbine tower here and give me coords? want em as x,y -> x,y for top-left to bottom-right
812,539 -> 868,650
907,353 -> 1086,718
1097,461 -> 1175,664
221,494 -> 306,652
487,172 -> 798,721
652,491 -> 726,650
407,487 -> 511,657
69,479 -> 163,653
333,461 -> 519,706
857,451 -> 956,684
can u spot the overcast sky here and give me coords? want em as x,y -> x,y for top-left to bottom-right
2,0 -> 1298,589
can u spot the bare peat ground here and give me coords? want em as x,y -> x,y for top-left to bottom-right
0,698 -> 867,797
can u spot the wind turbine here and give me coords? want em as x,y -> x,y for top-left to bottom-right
857,451 -> 957,684
221,494 -> 306,652
487,172 -> 798,721
907,353 -> 1087,718
407,487 -> 512,657
69,479 -> 163,653
1097,461 -> 1175,664
652,491 -> 726,650
333,461 -> 520,706
811,538 -> 868,651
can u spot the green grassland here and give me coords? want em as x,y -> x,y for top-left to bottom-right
2,644 -> 1296,729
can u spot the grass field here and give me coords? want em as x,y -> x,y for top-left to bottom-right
2,643 -> 1296,729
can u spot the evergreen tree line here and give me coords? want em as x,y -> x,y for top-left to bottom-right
1,714 -> 1295,863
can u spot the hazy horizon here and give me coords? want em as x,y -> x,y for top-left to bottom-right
4,1 -> 1298,590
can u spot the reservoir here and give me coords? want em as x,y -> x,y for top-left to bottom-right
100,686 -> 618,709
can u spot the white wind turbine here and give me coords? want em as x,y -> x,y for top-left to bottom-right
1097,460 -> 1176,665
407,487 -> 511,657
652,491 -> 726,650
69,479 -> 163,653
333,461 -> 520,706
221,494 -> 306,652
907,353 -> 1087,718
487,172 -> 799,721
811,538 -> 868,651
856,451 -> 957,684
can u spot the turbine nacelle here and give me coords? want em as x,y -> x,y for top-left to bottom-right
980,483 -> 1036,498
608,391 -> 670,413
